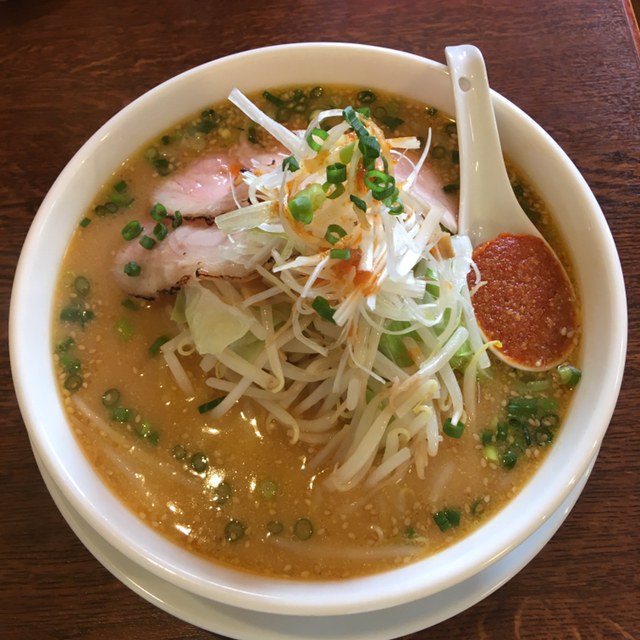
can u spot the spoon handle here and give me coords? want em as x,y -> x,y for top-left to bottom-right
445,45 -> 541,245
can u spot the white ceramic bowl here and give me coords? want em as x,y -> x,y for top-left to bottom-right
10,43 -> 627,617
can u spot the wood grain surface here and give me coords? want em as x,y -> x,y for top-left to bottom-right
1,0 -> 639,638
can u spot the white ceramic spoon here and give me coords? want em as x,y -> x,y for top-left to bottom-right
445,44 -> 577,371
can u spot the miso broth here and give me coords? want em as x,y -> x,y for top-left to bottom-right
53,85 -> 580,579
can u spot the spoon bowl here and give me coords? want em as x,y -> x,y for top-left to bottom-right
445,44 -> 578,371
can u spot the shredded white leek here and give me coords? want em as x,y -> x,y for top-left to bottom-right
159,89 -> 492,493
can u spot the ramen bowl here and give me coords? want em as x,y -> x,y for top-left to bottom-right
9,43 -> 626,617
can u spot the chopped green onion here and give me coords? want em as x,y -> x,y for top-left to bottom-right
102,388 -> 120,407
149,335 -> 170,356
190,452 -> 208,473
198,396 -> 226,414
431,145 -> 446,159
79,217 -> 91,228
483,445 -> 499,462
262,90 -> 284,107
115,317 -> 134,340
59,354 -> 81,374
121,220 -> 143,241
153,222 -> 168,241
538,397 -> 559,413
343,106 -> 368,139
325,224 -> 347,245
172,444 -> 187,459
247,125 -> 259,145
289,195 -> 314,224
443,183 -> 460,194
350,195 -> 367,213
534,426 -> 554,446
381,115 -> 404,129
326,162 -> 347,184
276,107 -> 292,123
161,135 -> 171,145
139,235 -> 156,250
310,86 -> 324,99
445,122 -> 457,135
104,201 -> 118,214
214,481 -> 232,504
121,298 -> 139,311
124,261 -> 141,277
311,296 -> 336,324
306,127 -> 329,152
110,407 -> 133,423
259,479 -> 279,500
405,525 -> 418,539
64,374 -> 83,391
330,249 -> 351,260
150,203 -> 167,220
443,417 -> 465,438
434,509 -> 460,532
470,498 -> 486,517
496,422 -> 508,441
144,147 -> 158,160
558,365 -> 581,387
427,107 -> 438,115
55,336 -> 74,353
481,431 -> 494,446
94,205 -> 107,216
358,135 -> 381,164
225,519 -> 245,542
507,397 -> 538,420
540,413 -> 560,429
452,150 -> 460,164
74,276 -> 90,297
339,142 -> 355,164
324,182 -> 345,199
294,518 -> 313,540
297,183 -> 326,210
364,169 -> 395,201
501,450 -> 518,469
356,107 -> 371,117
357,89 -> 376,104
172,210 -> 183,229
114,180 -> 127,193
267,520 -> 284,535
153,158 -> 171,175
282,155 -> 300,173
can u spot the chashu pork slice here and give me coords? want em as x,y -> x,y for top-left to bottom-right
113,223 -> 272,300
152,140 -> 288,225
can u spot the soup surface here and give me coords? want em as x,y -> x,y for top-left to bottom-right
53,85 -> 581,579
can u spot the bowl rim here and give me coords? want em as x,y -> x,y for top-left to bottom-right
9,41 -> 628,616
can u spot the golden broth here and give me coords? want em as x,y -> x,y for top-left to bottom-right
53,86 -> 579,579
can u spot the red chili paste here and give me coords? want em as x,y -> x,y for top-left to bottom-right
468,232 -> 577,369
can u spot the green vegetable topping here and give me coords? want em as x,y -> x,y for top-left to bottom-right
74,276 -> 90,297
123,261 -> 141,277
225,519 -> 245,542
325,224 -> 347,245
558,365 -> 581,387
311,296 -> 336,324
102,388 -> 120,407
330,248 -> 351,260
198,396 -> 226,414
121,220 -> 143,241
443,418 -> 465,438
434,509 -> 460,532
139,235 -> 156,250
64,375 -> 83,391
190,452 -> 208,473
150,203 -> 167,221
294,518 -> 313,540
149,335 -> 170,357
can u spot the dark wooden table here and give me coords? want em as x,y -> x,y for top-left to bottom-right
2,1 -> 639,638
